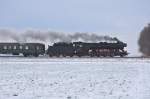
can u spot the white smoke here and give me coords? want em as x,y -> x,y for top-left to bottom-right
0,29 -> 118,44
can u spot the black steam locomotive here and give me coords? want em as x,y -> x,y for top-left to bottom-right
47,40 -> 128,57
0,38 -> 128,57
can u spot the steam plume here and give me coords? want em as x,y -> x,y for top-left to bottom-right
0,29 -> 118,44
138,23 -> 150,56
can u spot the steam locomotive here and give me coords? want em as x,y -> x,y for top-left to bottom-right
47,40 -> 128,57
0,38 -> 128,57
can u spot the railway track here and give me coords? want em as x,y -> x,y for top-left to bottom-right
0,55 -> 149,59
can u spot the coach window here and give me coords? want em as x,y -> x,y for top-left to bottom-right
9,46 -> 11,49
36,46 -> 39,50
13,46 -> 17,50
19,46 -> 23,49
79,45 -> 83,47
25,46 -> 29,50
3,46 -> 7,50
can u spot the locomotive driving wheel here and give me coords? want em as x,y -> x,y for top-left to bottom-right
23,53 -> 28,57
34,54 -> 39,57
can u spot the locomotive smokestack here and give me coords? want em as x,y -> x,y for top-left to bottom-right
138,23 -> 150,56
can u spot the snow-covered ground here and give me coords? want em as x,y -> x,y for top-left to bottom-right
0,57 -> 150,99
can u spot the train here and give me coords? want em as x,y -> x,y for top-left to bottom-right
0,39 -> 128,57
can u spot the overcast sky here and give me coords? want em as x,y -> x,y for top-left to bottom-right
0,0 -> 150,55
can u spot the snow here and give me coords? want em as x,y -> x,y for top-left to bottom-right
0,57 -> 150,99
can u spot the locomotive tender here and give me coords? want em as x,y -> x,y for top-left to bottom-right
0,38 -> 128,57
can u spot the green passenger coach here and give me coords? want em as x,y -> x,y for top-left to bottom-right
0,43 -> 45,57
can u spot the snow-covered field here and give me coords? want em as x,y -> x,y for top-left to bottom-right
0,57 -> 150,99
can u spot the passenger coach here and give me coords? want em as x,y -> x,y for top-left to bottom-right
0,43 -> 45,57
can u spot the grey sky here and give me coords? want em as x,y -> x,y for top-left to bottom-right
0,0 -> 150,55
